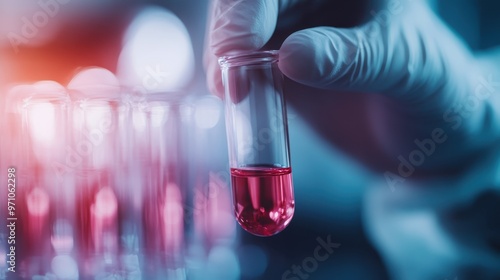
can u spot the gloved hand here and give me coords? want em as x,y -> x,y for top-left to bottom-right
204,0 -> 500,278
205,0 -> 500,171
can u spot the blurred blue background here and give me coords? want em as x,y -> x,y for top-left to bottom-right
1,1 -> 500,279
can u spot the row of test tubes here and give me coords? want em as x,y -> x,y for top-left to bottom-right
0,68 -> 236,279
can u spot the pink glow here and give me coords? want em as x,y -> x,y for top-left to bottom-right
91,187 -> 118,253
163,183 -> 184,252
27,187 -> 50,217
92,187 -> 118,218
206,172 -> 236,241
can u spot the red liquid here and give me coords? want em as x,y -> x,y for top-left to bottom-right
231,167 -> 295,237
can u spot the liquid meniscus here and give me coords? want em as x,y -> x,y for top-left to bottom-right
230,167 -> 295,237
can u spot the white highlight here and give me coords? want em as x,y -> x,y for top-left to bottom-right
118,7 -> 195,92
51,255 -> 79,280
67,67 -> 121,97
194,96 -> 222,129
28,102 -> 56,146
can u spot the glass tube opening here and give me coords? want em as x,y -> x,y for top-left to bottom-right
219,50 -> 279,69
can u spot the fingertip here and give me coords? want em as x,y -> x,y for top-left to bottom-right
279,30 -> 321,85
209,0 -> 278,56
279,28 -> 356,89
207,58 -> 225,98
211,25 -> 267,57
203,45 -> 224,97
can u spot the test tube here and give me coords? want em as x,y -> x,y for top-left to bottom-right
132,92 -> 188,279
7,82 -> 74,276
219,50 -> 295,237
68,68 -> 123,277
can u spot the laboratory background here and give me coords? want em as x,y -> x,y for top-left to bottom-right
1,0 -> 500,279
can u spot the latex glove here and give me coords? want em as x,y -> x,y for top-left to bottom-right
205,0 -> 500,171
204,0 -> 500,278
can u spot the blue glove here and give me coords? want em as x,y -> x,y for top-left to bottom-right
204,0 -> 500,278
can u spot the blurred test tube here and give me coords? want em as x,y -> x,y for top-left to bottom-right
7,81 -> 74,277
132,92 -> 189,280
68,68 -> 126,278
116,6 -> 196,277
188,95 -> 241,280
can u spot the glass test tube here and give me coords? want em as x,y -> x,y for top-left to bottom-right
219,50 -> 295,237
190,96 -> 235,247
133,93 -> 187,280
12,82 -> 75,276
70,78 -> 123,277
